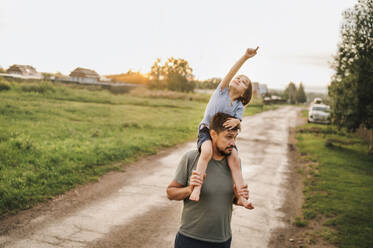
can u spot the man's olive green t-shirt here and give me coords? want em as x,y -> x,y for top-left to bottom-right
174,150 -> 235,243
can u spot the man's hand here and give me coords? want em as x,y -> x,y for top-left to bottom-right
190,170 -> 205,187
244,47 -> 259,59
167,171 -> 206,200
234,184 -> 254,209
234,184 -> 249,200
223,118 -> 240,130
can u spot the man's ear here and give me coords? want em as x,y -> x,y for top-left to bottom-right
210,129 -> 218,140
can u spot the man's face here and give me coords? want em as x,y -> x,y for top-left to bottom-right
212,129 -> 238,156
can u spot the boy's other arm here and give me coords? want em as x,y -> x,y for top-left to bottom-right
223,118 -> 241,130
220,47 -> 259,90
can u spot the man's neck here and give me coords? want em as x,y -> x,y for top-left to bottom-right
211,145 -> 225,161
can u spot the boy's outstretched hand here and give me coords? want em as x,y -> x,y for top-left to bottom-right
244,46 -> 259,59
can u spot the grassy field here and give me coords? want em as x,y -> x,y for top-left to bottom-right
0,78 -> 278,216
296,110 -> 373,247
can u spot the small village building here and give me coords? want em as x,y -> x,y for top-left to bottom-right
259,84 -> 268,95
6,64 -> 43,79
252,82 -> 260,97
252,82 -> 268,96
69,67 -> 100,84
100,76 -> 111,82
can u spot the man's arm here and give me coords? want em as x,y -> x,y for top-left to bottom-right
166,170 -> 204,201
166,180 -> 192,200
220,47 -> 259,90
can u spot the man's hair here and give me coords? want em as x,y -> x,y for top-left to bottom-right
236,75 -> 253,106
210,112 -> 241,134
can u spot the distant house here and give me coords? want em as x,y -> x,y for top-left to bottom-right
6,64 -> 43,79
69,67 -> 100,84
263,95 -> 286,104
100,75 -> 111,82
252,82 -> 260,96
259,84 -> 268,95
252,82 -> 268,96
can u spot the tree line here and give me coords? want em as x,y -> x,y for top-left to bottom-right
109,57 -> 214,93
148,57 -> 195,92
328,0 -> 373,151
283,82 -> 307,104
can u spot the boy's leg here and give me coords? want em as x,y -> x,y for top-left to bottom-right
227,149 -> 252,209
189,140 -> 212,202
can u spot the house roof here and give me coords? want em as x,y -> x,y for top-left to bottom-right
7,64 -> 39,75
69,67 -> 100,79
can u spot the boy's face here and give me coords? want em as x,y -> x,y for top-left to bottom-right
229,75 -> 250,95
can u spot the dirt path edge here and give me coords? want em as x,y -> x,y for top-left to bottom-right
268,109 -> 306,248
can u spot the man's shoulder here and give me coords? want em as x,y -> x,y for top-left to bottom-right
184,149 -> 200,161
178,150 -> 200,173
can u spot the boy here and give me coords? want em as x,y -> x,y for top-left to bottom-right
189,47 -> 259,208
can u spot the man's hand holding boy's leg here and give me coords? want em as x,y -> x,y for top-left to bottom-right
234,184 -> 254,210
188,170 -> 205,196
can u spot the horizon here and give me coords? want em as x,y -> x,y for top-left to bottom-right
0,0 -> 356,91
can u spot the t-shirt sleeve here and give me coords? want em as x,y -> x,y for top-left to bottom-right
217,82 -> 228,95
174,153 -> 189,186
234,103 -> 244,121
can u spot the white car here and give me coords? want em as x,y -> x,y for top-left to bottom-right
308,104 -> 331,124
313,97 -> 322,104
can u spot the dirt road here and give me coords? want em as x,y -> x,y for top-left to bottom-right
0,106 -> 300,248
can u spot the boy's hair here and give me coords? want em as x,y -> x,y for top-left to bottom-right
210,112 -> 241,134
236,75 -> 252,106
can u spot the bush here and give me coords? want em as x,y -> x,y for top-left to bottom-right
21,81 -> 55,94
0,79 -> 11,91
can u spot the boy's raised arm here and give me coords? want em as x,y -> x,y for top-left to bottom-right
220,47 -> 259,90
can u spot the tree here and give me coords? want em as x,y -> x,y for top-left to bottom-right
148,58 -> 165,89
195,78 -> 221,89
163,57 -> 193,80
284,82 -> 297,104
296,82 -> 307,103
106,70 -> 149,85
328,0 -> 373,151
148,57 -> 195,92
42,72 -> 54,80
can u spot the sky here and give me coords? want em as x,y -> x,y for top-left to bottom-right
0,0 -> 357,92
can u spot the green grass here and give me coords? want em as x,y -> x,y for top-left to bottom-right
0,78 -> 275,216
244,103 -> 279,116
296,123 -> 373,247
294,216 -> 308,227
0,80 -> 207,216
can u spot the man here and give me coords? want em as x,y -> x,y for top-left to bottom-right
166,112 -> 254,248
